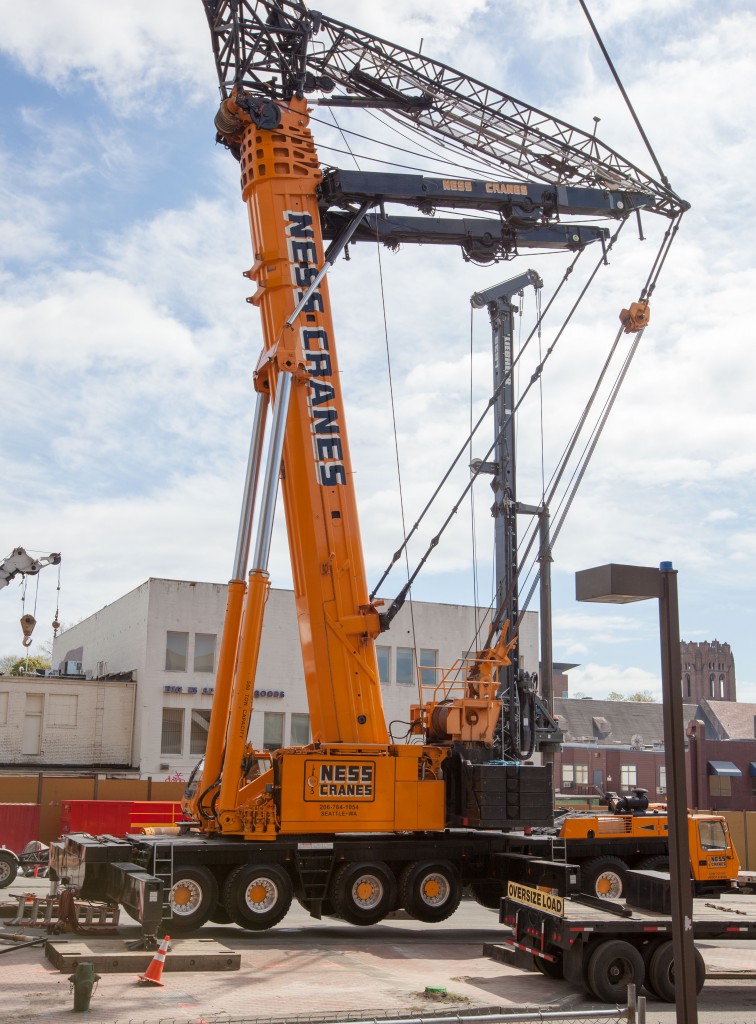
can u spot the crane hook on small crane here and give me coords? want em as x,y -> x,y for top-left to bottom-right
1,547 -> 62,647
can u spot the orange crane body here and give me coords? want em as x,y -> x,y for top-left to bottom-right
194,99 -> 457,838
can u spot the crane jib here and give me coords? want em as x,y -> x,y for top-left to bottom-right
285,209 -> 346,487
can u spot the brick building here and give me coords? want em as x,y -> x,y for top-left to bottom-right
554,695 -> 756,813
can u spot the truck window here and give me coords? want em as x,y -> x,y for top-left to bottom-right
698,819 -> 729,851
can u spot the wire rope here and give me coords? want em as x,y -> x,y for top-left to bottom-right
370,243 -> 589,603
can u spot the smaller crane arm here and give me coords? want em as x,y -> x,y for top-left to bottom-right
0,548 -> 61,591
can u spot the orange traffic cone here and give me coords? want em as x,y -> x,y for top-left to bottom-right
137,935 -> 170,986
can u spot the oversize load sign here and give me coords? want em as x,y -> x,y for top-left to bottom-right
304,761 -> 376,801
507,881 -> 564,917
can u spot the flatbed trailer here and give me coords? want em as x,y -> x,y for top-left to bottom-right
499,869 -> 756,1003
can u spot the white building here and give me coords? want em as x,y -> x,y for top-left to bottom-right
50,578 -> 538,780
0,675 -> 135,769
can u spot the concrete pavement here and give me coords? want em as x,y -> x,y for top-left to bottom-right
2,876 -> 756,1024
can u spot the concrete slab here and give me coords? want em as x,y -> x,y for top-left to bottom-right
45,938 -> 240,973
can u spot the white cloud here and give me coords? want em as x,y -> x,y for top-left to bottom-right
566,663 -> 662,701
0,1 -> 754,705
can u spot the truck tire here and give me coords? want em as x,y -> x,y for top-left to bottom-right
223,864 -> 293,930
581,856 -> 628,900
647,940 -> 705,1002
637,855 -> 669,872
399,861 -> 461,923
533,953 -> 563,979
331,862 -> 396,926
168,865 -> 218,932
586,939 -> 645,1002
469,881 -> 503,910
0,851 -> 18,888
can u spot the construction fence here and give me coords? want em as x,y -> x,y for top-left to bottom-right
721,810 -> 756,871
0,774 -> 185,846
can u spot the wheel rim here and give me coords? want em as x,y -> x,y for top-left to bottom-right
0,862 -> 12,883
244,877 -> 279,914
351,874 -> 383,910
171,878 -> 203,916
607,956 -> 633,986
419,873 -> 450,907
595,871 -> 623,899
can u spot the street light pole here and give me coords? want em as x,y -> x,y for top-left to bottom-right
575,561 -> 698,1024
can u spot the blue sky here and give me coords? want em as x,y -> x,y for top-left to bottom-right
1,1 -> 754,701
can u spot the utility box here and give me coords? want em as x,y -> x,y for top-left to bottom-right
0,803 -> 40,853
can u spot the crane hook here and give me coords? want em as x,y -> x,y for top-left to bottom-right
20,613 -> 36,647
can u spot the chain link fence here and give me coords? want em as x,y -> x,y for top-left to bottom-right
110,989 -> 644,1024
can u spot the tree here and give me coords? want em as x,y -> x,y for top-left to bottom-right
607,690 -> 656,703
0,654 -> 51,676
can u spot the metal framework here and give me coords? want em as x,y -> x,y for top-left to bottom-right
202,0 -> 687,217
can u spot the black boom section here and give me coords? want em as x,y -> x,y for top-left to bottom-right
321,212 -> 608,263
319,169 -> 652,220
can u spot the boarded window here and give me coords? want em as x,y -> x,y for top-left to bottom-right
189,709 -> 211,755
165,631 -> 188,671
48,693 -> 78,728
194,634 -> 216,673
0,692 -> 8,725
709,775 -> 731,797
22,694 -> 44,756
161,708 -> 184,755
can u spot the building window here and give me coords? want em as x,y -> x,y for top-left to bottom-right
161,708 -> 184,755
194,634 -> 216,673
620,764 -> 637,789
376,646 -> 391,685
396,648 -> 415,685
709,775 -> 732,797
165,631 -> 189,671
290,713 -> 310,746
0,692 -> 8,725
719,675 -> 725,699
48,693 -> 78,728
685,674 -> 691,698
189,709 -> 211,755
710,674 -> 716,697
419,648 -> 438,686
562,764 -> 574,785
658,766 -> 667,794
574,764 -> 588,785
263,712 -> 285,751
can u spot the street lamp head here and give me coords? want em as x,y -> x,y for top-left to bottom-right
575,563 -> 662,604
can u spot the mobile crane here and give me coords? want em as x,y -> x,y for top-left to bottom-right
552,790 -> 740,899
50,1 -> 689,940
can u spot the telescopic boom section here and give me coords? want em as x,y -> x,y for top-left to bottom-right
228,96 -> 388,747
